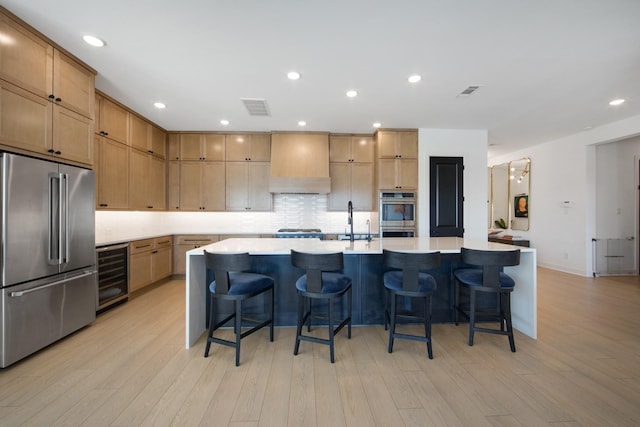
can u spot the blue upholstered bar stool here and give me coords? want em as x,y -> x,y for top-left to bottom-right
291,250 -> 352,363
203,251 -> 274,366
453,247 -> 521,352
383,249 -> 441,359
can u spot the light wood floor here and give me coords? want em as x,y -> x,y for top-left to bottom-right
1,268 -> 639,427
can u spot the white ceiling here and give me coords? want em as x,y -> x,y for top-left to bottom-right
2,0 -> 640,157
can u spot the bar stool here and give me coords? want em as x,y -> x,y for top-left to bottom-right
453,247 -> 521,352
290,250 -> 352,363
203,251 -> 274,366
383,249 -> 441,359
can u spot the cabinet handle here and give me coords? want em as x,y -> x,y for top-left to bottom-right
48,94 -> 55,100
48,149 -> 55,153
55,97 -> 62,103
54,151 -> 61,155
148,150 -> 153,154
147,205 -> 153,209
136,244 -> 151,249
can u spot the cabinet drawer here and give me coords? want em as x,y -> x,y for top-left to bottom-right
175,235 -> 217,245
129,238 -> 154,254
154,236 -> 172,248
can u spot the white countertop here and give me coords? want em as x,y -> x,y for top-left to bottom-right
189,237 -> 535,256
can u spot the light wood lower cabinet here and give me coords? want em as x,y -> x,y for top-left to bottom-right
129,236 -> 172,292
173,235 -> 219,275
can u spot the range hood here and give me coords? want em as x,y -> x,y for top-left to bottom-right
269,132 -> 331,193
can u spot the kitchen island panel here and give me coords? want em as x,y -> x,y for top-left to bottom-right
185,237 -> 536,348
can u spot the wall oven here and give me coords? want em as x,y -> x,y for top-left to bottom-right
379,191 -> 417,237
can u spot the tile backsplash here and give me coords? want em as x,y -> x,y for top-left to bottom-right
96,194 -> 377,244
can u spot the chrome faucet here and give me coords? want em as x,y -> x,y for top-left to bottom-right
366,219 -> 372,241
348,201 -> 354,242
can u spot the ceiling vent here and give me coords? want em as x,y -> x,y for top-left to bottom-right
241,98 -> 270,116
457,85 -> 481,97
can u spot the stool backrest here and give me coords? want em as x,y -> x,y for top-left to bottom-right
460,247 -> 520,287
291,250 -> 344,293
204,251 -> 251,294
383,250 -> 441,291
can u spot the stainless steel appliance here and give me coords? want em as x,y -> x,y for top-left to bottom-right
1,153 -> 97,368
275,228 -> 323,239
379,191 -> 416,236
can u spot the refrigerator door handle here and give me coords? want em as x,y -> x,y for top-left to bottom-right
48,172 -> 61,266
9,270 -> 96,297
62,173 -> 69,264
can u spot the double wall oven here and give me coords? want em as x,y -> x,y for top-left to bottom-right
379,191 -> 416,237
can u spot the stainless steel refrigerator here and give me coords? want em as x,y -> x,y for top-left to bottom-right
1,153 -> 97,368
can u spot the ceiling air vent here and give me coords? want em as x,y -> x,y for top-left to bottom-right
241,98 -> 270,116
457,85 -> 481,97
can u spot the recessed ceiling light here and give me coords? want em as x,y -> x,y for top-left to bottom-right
408,74 -> 421,83
298,120 -> 307,127
220,119 -> 229,125
83,35 -> 105,47
287,71 -> 301,80
153,102 -> 166,109
373,122 -> 382,128
609,98 -> 625,106
346,90 -> 358,98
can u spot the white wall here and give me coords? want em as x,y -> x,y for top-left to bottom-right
418,128 -> 488,240
490,114 -> 640,276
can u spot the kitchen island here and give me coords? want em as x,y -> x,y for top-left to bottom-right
185,237 -> 536,348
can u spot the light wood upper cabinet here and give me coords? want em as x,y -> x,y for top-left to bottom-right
225,162 -> 272,211
167,134 -> 180,160
328,134 -> 374,211
129,114 -> 165,159
95,134 -> 128,209
378,158 -> 418,190
0,14 -> 52,99
329,162 -> 374,211
0,79 -> 93,166
168,161 -> 180,210
129,148 -> 165,210
376,130 -> 418,159
0,11 -> 95,167
150,126 -> 166,158
225,133 -> 271,161
0,79 -> 52,154
52,104 -> 93,165
52,50 -> 94,119
178,133 -> 225,161
96,94 -> 129,145
179,161 -> 225,211
329,135 -> 374,163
